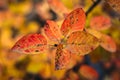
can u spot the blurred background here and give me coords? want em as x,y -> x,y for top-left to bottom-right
0,0 -> 120,80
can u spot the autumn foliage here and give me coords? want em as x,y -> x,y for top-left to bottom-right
1,0 -> 120,80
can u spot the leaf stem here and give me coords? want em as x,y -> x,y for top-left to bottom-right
86,0 -> 102,16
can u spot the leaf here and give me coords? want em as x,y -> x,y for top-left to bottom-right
11,33 -> 47,54
100,34 -> 116,52
66,31 -> 100,55
79,65 -> 99,80
60,8 -> 86,36
85,28 -> 102,39
55,44 -> 72,70
105,0 -> 120,14
43,20 -> 62,42
90,15 -> 111,31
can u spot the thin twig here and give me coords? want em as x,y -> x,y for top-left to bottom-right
86,0 -> 102,16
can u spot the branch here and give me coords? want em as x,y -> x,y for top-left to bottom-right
86,0 -> 102,16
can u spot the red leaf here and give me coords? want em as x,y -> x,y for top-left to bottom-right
60,8 -> 86,36
11,33 -> 47,54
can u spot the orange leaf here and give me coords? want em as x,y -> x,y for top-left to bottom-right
90,16 -> 111,31
43,20 -> 62,42
79,65 -> 99,80
85,28 -> 102,39
66,31 -> 100,55
55,44 -> 72,70
100,34 -> 116,52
